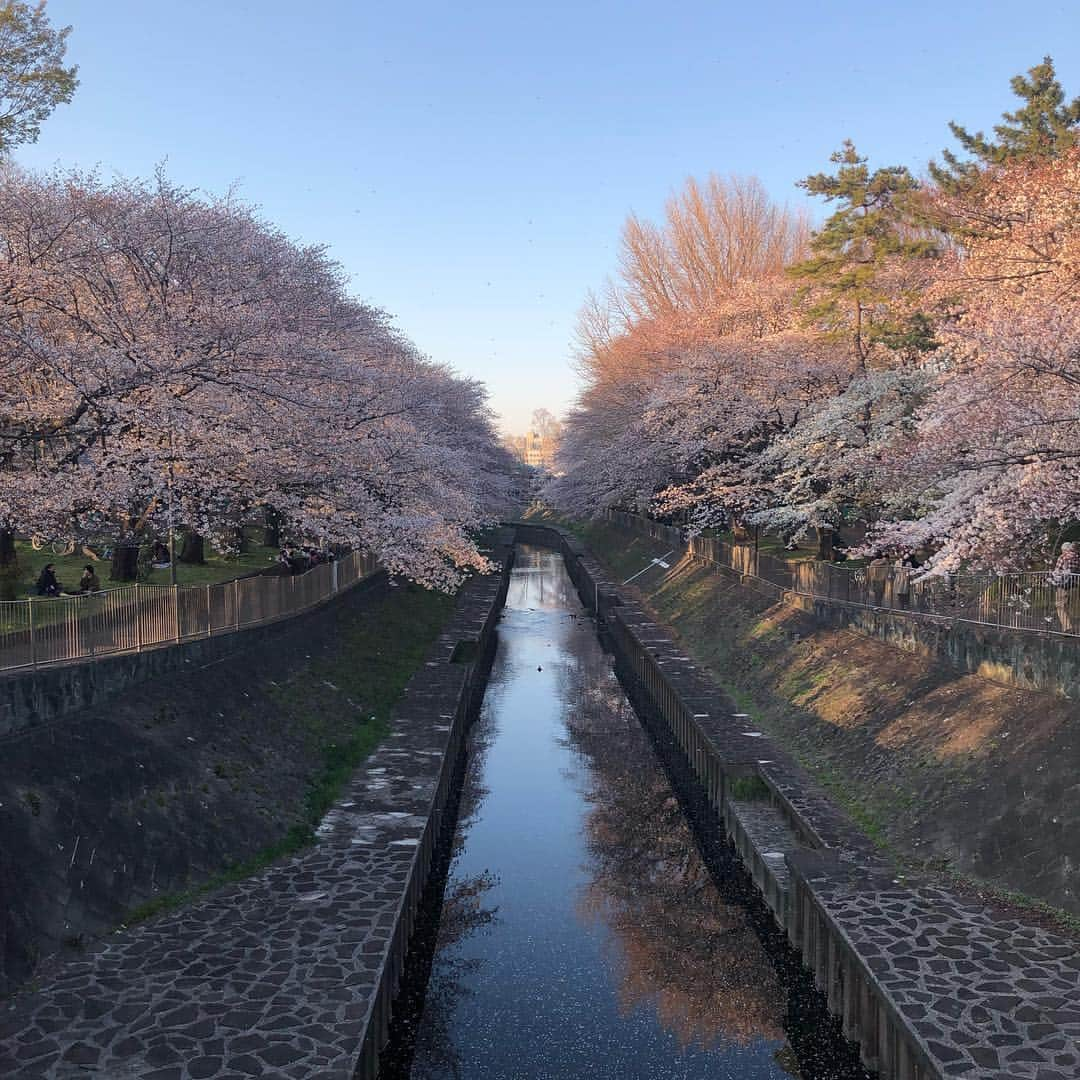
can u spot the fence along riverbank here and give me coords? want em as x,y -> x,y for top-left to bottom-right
604,509 -> 1080,638
512,520 -> 1080,1080
0,550 -> 378,673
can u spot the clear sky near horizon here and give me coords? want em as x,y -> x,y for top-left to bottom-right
13,1 -> 1080,432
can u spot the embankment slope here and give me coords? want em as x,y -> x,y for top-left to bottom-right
551,514 -> 1080,919
0,578 -> 454,995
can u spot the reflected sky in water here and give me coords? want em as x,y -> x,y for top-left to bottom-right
408,547 -> 803,1079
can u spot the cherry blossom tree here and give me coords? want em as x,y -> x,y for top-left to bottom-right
552,69 -> 1080,578
869,149 -> 1080,571
550,177 -> 808,519
0,165 -> 511,588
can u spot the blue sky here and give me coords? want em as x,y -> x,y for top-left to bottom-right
16,1 -> 1080,432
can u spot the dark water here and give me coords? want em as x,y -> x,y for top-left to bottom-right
386,546 -> 866,1080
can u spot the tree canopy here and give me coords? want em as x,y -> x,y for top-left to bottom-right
931,55 -> 1080,187
0,1 -> 77,152
551,58 -> 1080,574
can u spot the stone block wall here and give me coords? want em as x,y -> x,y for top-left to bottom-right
801,594 -> 1080,700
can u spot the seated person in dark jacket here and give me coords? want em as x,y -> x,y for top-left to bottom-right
78,565 -> 101,593
35,564 -> 62,597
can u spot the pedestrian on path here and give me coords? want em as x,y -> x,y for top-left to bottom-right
1051,541 -> 1079,633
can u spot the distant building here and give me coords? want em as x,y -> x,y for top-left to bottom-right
504,429 -> 560,470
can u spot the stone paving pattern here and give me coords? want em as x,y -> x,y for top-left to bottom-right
0,566 -> 507,1079
523,522 -> 1080,1080
791,850 -> 1080,1080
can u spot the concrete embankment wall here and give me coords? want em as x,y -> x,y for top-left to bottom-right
1,555 -> 513,1077
510,522 -> 1080,1080
0,571 -> 389,737
801,593 -> 1080,701
0,571 -> 396,998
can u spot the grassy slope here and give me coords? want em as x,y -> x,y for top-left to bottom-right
125,580 -> 456,924
526,509 -> 1080,928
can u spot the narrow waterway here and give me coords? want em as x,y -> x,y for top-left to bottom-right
386,546 -> 866,1080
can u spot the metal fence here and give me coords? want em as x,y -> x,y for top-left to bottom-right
0,550 -> 380,673
603,510 -> 1080,638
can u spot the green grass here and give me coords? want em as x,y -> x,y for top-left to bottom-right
727,775 -> 772,801
123,580 -> 457,927
7,528 -> 280,597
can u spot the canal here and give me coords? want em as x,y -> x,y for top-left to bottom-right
382,545 -> 869,1079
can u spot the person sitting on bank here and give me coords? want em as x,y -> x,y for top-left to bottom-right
78,564 -> 101,594
35,563 -> 61,597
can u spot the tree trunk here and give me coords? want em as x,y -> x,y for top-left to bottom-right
233,524 -> 249,554
0,530 -> 16,601
179,531 -> 205,565
0,528 -> 15,567
110,545 -> 140,582
263,509 -> 281,549
816,526 -> 834,561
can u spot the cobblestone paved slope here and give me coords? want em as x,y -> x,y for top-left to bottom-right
792,851 -> 1080,1080
0,570 -> 505,1080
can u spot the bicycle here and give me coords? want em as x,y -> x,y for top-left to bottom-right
30,535 -> 77,556
29,535 -> 107,560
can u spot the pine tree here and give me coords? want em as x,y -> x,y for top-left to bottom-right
930,56 -> 1080,187
790,141 -> 937,369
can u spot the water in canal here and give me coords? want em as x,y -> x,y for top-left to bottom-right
385,546 -> 867,1080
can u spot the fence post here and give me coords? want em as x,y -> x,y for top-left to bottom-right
135,585 -> 143,653
332,559 -> 339,594
28,597 -> 36,670
85,593 -> 94,658
206,584 -> 212,637
233,578 -> 240,630
173,584 -> 181,644
70,595 -> 82,662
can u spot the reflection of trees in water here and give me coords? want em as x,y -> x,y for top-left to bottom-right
410,707 -> 501,1080
508,546 -> 577,612
410,871 -> 500,1080
563,659 -> 789,1055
